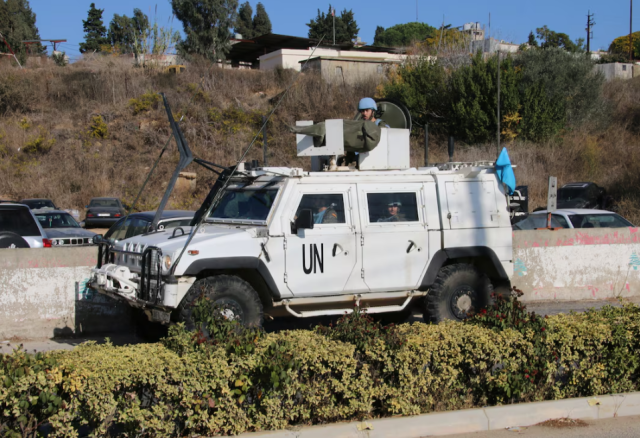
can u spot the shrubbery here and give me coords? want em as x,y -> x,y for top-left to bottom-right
381,48 -> 604,144
2,296 -> 640,437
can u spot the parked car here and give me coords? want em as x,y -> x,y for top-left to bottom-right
0,203 -> 49,248
84,197 -> 126,228
102,210 -> 195,243
19,198 -> 58,210
557,182 -> 612,210
33,209 -> 97,246
514,208 -> 633,230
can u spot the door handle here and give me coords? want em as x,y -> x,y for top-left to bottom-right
332,243 -> 344,257
406,240 -> 419,253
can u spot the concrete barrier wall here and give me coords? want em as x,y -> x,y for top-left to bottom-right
0,247 -> 132,340
2,228 -> 640,339
513,227 -> 640,302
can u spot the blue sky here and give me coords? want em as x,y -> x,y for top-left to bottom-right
31,0 -> 637,60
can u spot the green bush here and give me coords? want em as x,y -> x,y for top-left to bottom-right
1,300 -> 640,437
128,91 -> 160,115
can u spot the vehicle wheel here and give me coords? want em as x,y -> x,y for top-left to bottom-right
177,275 -> 264,330
423,264 -> 493,323
0,232 -> 29,249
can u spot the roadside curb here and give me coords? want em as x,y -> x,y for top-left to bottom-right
234,392 -> 640,437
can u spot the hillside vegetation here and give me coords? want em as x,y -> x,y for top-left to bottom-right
1,57 -> 640,222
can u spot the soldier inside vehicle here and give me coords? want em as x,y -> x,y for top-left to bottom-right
378,201 -> 406,222
295,194 -> 345,224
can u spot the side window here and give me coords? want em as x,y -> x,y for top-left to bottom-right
366,192 -> 419,223
295,194 -> 345,225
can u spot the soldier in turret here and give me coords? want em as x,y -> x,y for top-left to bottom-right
358,98 -> 389,128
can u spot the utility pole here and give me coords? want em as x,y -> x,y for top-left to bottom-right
631,0 -> 634,62
332,7 -> 336,45
586,11 -> 595,56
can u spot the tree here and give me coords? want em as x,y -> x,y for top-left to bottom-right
307,5 -> 359,44
0,0 -> 45,64
534,25 -> 583,53
608,31 -> 640,58
373,22 -> 437,47
234,1 -> 253,39
252,2 -> 271,36
171,0 -> 238,60
79,3 -> 108,53
516,47 -> 602,130
527,31 -> 537,47
373,26 -> 384,46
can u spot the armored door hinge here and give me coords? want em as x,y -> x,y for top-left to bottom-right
284,272 -> 288,283
360,235 -> 364,246
361,268 -> 365,278
283,237 -> 287,250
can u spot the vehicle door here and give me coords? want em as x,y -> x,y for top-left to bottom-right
358,184 -> 429,292
284,185 -> 362,296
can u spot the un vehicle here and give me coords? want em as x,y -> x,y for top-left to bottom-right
91,98 -> 515,328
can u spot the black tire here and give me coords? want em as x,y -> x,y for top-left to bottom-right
0,232 -> 29,249
177,275 -> 264,329
423,264 -> 493,323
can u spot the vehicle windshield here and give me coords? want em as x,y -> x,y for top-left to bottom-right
513,215 -> 567,230
557,188 -> 587,202
568,213 -> 633,228
36,213 -> 80,229
90,199 -> 119,208
22,199 -> 55,209
208,188 -> 278,222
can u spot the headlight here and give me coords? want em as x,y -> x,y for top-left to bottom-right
163,255 -> 172,270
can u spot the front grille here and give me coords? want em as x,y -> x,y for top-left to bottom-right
52,237 -> 92,246
140,246 -> 163,304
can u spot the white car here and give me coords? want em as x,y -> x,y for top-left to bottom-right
514,208 -> 633,230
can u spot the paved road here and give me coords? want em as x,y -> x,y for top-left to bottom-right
450,415 -> 640,438
2,298 -> 639,354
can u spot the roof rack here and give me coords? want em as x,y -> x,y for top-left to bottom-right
434,161 -> 495,171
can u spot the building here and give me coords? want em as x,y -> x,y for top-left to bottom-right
300,56 -> 399,84
226,33 -> 404,71
594,62 -> 639,80
470,38 -> 519,55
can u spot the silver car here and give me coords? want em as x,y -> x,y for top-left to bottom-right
33,209 -> 97,246
0,204 -> 48,248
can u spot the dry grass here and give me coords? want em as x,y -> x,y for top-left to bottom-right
0,59 -> 639,223
535,417 -> 589,428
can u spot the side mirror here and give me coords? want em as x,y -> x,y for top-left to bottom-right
92,234 -> 103,244
292,209 -> 314,234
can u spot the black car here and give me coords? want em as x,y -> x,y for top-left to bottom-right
103,210 -> 195,242
84,197 -> 127,228
557,183 -> 612,210
19,198 -> 58,210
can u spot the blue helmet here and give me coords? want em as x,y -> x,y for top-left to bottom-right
358,97 -> 377,111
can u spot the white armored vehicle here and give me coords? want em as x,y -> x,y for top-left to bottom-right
91,97 -> 515,328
